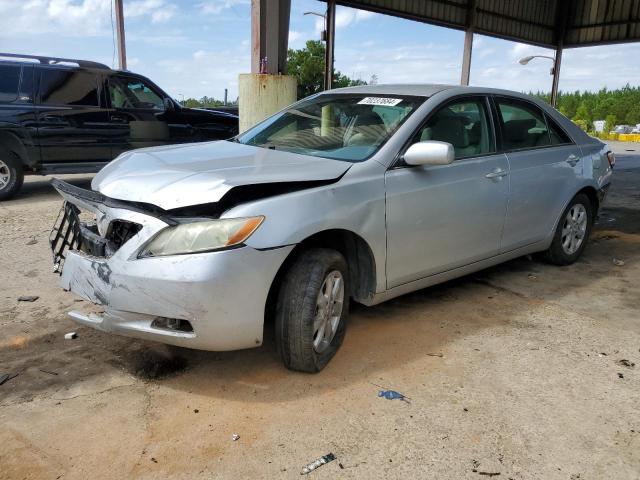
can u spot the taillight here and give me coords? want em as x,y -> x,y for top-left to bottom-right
606,151 -> 615,168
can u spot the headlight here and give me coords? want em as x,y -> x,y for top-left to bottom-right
139,216 -> 264,257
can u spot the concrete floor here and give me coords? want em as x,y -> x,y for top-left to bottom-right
0,142 -> 638,479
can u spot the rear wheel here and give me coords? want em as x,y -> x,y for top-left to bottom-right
0,151 -> 24,200
542,193 -> 593,265
275,248 -> 349,373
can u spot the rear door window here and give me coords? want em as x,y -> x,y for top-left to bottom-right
39,69 -> 100,106
0,65 -> 21,102
495,98 -> 550,150
108,75 -> 164,110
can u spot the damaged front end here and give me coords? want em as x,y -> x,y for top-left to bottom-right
48,178 -> 294,351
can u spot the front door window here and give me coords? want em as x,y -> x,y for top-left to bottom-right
411,98 -> 493,159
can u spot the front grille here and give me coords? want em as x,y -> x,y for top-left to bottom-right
50,202 -> 82,273
50,204 -> 143,264
105,220 -> 142,256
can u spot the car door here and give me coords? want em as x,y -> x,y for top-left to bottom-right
36,67 -> 112,165
385,96 -> 509,288
493,96 -> 583,251
107,74 -> 193,157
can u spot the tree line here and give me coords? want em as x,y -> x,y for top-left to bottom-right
534,85 -> 640,132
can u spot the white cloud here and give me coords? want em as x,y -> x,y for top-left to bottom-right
335,42 -> 462,86
198,0 -> 249,15
467,38 -> 640,93
314,6 -> 376,34
125,0 -> 177,23
154,46 -> 250,100
0,0 -> 177,37
289,30 -> 303,43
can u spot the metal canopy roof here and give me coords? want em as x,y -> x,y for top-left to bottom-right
328,0 -> 640,48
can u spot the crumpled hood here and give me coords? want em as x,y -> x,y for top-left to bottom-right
92,141 -> 351,210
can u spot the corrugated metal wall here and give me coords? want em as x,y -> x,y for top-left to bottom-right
566,0 -> 640,46
334,0 -> 640,48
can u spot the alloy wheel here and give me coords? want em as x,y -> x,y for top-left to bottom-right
313,270 -> 345,353
0,159 -> 11,190
561,203 -> 588,255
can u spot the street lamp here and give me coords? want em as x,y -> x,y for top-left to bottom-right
303,11 -> 327,41
303,7 -> 335,91
518,54 -> 560,107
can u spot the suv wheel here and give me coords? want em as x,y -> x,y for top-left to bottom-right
0,152 -> 24,200
275,248 -> 349,372
543,193 -> 593,265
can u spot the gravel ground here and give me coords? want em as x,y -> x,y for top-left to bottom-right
0,141 -> 638,479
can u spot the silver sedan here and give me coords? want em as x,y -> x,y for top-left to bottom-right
50,84 -> 613,372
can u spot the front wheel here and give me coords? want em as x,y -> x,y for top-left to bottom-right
275,248 -> 349,373
542,193 -> 593,265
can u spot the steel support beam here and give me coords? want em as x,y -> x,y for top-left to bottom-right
251,0 -> 291,74
460,0 -> 475,86
324,0 -> 336,90
550,47 -> 562,108
460,30 -> 473,85
114,0 -> 127,70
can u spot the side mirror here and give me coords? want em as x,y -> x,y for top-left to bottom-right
163,98 -> 176,111
403,140 -> 454,166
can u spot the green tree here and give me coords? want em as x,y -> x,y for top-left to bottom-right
535,85 -> 640,128
604,114 -> 617,134
286,40 -> 367,99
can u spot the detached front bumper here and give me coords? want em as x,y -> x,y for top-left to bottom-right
51,180 -> 293,351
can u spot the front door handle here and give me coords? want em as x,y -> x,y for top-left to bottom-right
566,154 -> 580,166
485,168 -> 508,180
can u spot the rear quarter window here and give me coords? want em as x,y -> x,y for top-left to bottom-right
0,65 -> 21,102
546,114 -> 573,145
39,69 -> 100,106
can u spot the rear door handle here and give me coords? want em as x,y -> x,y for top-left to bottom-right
485,168 -> 508,179
110,115 -> 128,124
566,154 -> 580,166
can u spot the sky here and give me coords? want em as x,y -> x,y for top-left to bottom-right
1,0 -> 639,101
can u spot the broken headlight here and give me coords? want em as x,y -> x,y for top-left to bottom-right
139,216 -> 264,257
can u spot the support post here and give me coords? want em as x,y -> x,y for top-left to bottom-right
241,0 -> 296,132
114,0 -> 127,70
460,0 -> 475,86
251,0 -> 291,74
460,30 -> 473,86
550,46 -> 562,108
324,0 -> 336,90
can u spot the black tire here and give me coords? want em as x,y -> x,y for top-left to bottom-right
542,193 -> 594,265
275,248 -> 349,373
0,151 -> 24,201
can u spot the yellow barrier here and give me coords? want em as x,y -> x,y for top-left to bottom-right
617,133 -> 640,142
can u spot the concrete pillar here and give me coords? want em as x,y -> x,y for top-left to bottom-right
238,74 -> 297,133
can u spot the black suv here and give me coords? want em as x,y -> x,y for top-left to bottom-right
0,53 -> 238,199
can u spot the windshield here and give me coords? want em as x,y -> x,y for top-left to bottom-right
236,94 -> 424,162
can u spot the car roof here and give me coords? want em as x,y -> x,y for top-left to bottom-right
327,83 -> 541,102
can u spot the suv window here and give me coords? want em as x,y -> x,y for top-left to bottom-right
109,75 -> 164,110
496,98 -> 550,150
0,65 -> 21,102
412,97 -> 493,159
546,114 -> 572,145
39,69 -> 100,106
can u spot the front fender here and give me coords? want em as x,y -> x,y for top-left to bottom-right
224,167 -> 387,293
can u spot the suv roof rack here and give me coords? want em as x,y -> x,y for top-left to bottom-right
0,53 -> 111,70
